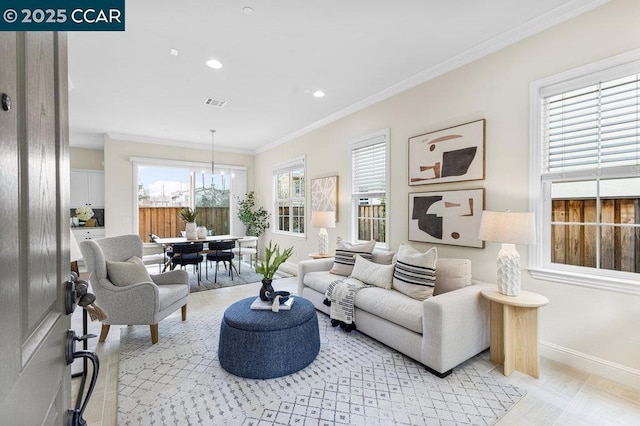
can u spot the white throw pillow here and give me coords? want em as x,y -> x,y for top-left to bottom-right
330,238 -> 376,276
392,243 -> 437,300
106,256 -> 152,287
350,255 -> 394,289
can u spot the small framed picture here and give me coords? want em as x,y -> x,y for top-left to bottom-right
311,175 -> 338,221
408,119 -> 485,185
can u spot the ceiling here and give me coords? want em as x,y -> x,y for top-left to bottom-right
67,0 -> 606,153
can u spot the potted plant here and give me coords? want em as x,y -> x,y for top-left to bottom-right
178,207 -> 199,240
256,241 -> 294,301
237,191 -> 270,237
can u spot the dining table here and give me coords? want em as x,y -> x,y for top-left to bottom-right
152,235 -> 245,273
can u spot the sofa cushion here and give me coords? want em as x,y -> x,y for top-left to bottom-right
303,271 -> 335,295
392,244 -> 437,301
355,287 -> 423,334
106,256 -> 152,287
350,255 -> 394,289
371,250 -> 396,265
434,258 -> 472,295
330,238 -> 376,276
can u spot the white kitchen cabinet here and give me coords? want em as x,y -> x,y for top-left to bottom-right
72,227 -> 105,241
71,170 -> 105,208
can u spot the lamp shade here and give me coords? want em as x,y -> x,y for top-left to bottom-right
478,211 -> 536,245
311,211 -> 336,229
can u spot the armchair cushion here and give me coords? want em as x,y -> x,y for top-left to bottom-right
106,256 -> 152,287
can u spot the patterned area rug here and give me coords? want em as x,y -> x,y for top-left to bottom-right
118,307 -> 525,425
186,263 -> 290,292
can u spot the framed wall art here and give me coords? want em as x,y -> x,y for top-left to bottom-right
408,188 -> 485,248
311,175 -> 339,220
408,119 -> 485,185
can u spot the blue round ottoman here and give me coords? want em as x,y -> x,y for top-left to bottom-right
218,297 -> 320,379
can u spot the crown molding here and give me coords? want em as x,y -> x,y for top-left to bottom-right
106,133 -> 254,155
256,0 -> 610,154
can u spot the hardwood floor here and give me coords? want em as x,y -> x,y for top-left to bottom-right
72,277 -> 640,425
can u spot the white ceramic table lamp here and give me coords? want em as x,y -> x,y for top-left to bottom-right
478,210 -> 535,296
311,211 -> 336,256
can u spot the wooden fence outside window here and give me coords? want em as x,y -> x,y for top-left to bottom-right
552,199 -> 640,273
138,207 -> 230,241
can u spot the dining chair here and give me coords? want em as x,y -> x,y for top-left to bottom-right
206,240 -> 237,283
170,242 -> 204,284
231,236 -> 258,274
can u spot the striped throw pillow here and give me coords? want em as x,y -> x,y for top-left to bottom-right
392,244 -> 437,300
329,238 -> 376,276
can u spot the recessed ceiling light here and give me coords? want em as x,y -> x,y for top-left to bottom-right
169,48 -> 179,56
206,59 -> 223,69
313,90 -> 325,98
243,7 -> 254,15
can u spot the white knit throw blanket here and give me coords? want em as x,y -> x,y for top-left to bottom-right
324,278 -> 371,325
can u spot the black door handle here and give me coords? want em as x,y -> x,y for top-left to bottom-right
66,330 -> 99,426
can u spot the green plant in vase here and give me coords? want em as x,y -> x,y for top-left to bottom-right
256,241 -> 294,301
236,191 -> 270,237
178,207 -> 199,239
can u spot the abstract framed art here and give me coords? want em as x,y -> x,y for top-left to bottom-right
311,175 -> 339,221
408,188 -> 485,248
408,119 -> 485,185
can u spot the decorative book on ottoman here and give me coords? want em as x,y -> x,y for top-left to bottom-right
250,297 -> 294,311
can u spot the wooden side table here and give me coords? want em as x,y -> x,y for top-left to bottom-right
480,288 -> 549,378
308,252 -> 335,259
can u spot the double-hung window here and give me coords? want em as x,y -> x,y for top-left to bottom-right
273,156 -> 305,235
349,129 -> 389,247
530,51 -> 640,294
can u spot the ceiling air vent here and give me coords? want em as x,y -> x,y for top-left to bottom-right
203,97 -> 227,108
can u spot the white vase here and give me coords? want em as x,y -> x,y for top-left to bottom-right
185,222 -> 198,240
196,226 -> 207,239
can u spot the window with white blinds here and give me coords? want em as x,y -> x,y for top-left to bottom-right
349,129 -> 389,246
542,73 -> 640,176
352,140 -> 387,195
530,51 -> 640,295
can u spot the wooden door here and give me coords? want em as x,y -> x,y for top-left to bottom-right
0,31 -> 72,424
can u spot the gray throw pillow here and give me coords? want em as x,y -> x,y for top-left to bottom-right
106,256 -> 152,287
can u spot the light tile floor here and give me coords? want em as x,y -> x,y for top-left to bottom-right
72,277 -> 640,425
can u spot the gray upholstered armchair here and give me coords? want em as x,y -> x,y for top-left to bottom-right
79,234 -> 189,344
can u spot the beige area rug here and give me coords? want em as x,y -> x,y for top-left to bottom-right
117,307 -> 525,425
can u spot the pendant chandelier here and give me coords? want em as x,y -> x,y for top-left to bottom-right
210,129 -> 216,174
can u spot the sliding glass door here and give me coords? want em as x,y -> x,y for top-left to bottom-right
136,160 -> 246,240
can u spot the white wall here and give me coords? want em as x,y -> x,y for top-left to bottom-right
103,135 -> 254,237
253,0 -> 640,387
70,147 -> 103,170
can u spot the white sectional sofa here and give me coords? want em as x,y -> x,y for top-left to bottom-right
298,255 -> 491,377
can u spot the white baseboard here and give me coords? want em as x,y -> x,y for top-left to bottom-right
540,340 -> 640,389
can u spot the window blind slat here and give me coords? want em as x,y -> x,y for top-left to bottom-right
352,141 -> 386,193
542,72 -> 640,174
